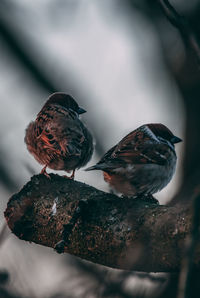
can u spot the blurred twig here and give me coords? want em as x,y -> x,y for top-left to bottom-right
158,0 -> 200,66
0,149 -> 18,192
0,288 -> 22,298
70,258 -> 143,298
0,222 -> 9,248
0,2 -> 56,93
155,273 -> 179,298
69,258 -> 166,298
0,163 -> 18,192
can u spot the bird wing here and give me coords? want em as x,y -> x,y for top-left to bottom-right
111,130 -> 171,166
37,113 -> 85,158
94,131 -> 172,171
113,142 -> 170,165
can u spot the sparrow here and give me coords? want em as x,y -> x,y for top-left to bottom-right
86,123 -> 182,197
25,92 -> 93,179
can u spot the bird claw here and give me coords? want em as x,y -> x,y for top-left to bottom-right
40,166 -> 51,179
143,194 -> 159,205
54,240 -> 65,254
63,170 -> 75,180
43,172 -> 51,179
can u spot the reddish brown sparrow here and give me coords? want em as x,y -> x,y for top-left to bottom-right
86,123 -> 182,197
25,92 -> 93,178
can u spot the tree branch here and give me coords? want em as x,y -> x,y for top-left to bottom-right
178,193 -> 200,298
158,0 -> 200,66
4,174 -> 198,272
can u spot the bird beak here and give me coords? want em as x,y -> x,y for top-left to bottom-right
171,136 -> 182,144
78,107 -> 87,114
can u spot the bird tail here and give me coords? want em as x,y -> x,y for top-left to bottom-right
85,164 -> 104,171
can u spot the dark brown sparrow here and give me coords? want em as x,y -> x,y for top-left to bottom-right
25,92 -> 93,178
86,123 -> 182,197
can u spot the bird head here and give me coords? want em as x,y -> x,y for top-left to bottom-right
146,123 -> 182,146
45,92 -> 86,115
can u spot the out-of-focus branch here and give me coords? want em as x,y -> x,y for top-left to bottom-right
0,222 -> 9,247
69,257 -> 166,298
0,149 -> 19,192
0,162 -> 18,192
0,270 -> 22,298
158,0 -> 200,65
178,193 -> 200,298
0,11 -> 56,93
4,174 -> 198,272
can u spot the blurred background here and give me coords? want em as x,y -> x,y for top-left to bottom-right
0,0 -> 199,297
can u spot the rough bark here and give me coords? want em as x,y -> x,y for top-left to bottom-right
4,174 -> 199,272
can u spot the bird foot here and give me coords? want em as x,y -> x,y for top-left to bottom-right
40,166 -> 51,179
54,240 -> 65,254
63,170 -> 75,180
142,194 -> 159,205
